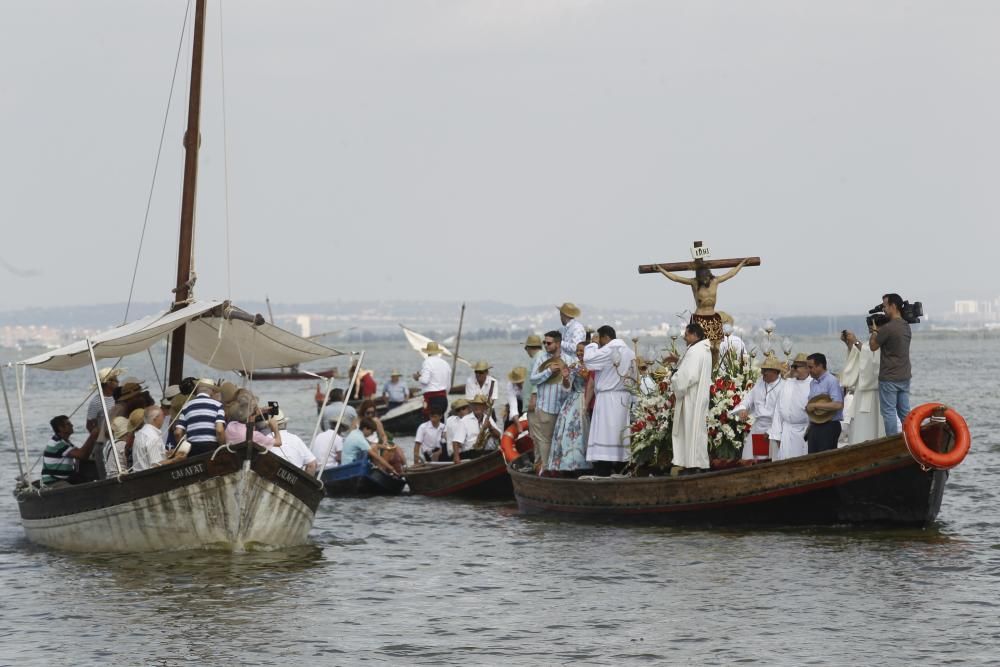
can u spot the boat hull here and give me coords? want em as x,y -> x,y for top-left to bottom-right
320,458 -> 406,496
16,443 -> 324,552
405,450 -> 512,500
511,429 -> 952,526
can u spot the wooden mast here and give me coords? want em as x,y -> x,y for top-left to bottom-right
168,0 -> 208,386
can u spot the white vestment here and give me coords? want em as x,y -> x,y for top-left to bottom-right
736,377 -> 783,459
843,347 -> 885,444
670,339 -> 713,469
584,339 -> 635,462
768,377 -> 811,460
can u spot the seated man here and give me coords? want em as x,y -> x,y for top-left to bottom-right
414,411 -> 446,463
132,405 -> 167,471
342,418 -> 396,475
42,415 -> 99,486
224,394 -> 284,450
173,379 -> 227,457
270,410 -> 318,476
443,399 -> 471,464
458,394 -> 501,461
311,423 -> 346,470
321,388 -> 358,432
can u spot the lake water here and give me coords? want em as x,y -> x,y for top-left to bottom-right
1,333 -> 998,665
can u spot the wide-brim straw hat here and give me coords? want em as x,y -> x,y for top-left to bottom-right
450,398 -> 469,411
468,394 -> 489,406
196,378 -> 218,391
91,367 -> 125,389
128,407 -> 145,432
220,381 -> 239,405
759,355 -> 784,372
390,369 -> 401,377
118,382 -> 146,402
110,416 -> 133,441
422,341 -> 443,355
791,353 -> 809,366
508,366 -> 527,383
524,334 -> 542,349
164,384 -> 181,399
557,302 -> 581,319
472,360 -> 492,372
806,394 -> 836,424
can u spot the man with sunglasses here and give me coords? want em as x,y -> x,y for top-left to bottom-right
529,331 -> 576,472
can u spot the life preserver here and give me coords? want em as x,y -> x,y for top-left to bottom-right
500,417 -> 533,463
902,403 -> 970,470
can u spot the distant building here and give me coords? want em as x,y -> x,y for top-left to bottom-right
953,300 -> 978,315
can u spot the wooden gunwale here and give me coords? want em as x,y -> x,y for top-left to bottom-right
405,450 -> 510,498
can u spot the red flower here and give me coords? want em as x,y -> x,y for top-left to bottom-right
658,381 -> 669,392
727,381 -> 737,391
732,395 -> 741,406
715,378 -> 725,389
632,420 -> 646,433
708,428 -> 717,438
719,411 -> 728,423
710,385 -> 717,396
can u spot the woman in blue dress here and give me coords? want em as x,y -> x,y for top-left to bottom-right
548,342 -> 591,472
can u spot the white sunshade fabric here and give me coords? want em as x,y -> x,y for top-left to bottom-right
19,300 -> 342,372
400,324 -> 469,367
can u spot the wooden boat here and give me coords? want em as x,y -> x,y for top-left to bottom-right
17,443 -> 323,552
379,384 -> 466,435
320,457 -> 405,497
510,422 -> 959,526
406,447 -> 526,500
6,1 -> 341,553
241,367 -> 338,381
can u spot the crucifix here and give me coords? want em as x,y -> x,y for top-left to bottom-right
639,241 -> 760,366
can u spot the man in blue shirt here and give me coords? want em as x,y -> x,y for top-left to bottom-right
341,418 -> 396,474
805,353 -> 845,454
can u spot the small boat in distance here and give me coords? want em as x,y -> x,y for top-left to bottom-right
240,366 -> 339,381
320,457 -> 405,497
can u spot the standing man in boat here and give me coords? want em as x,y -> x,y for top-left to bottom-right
557,303 -> 587,358
529,331 -> 576,473
668,323 -> 714,473
173,379 -> 227,457
583,325 -> 637,476
465,361 -> 500,402
414,341 -> 452,419
734,354 -> 784,460
521,334 -> 543,436
868,293 -> 912,436
804,353 -> 845,453
86,367 -> 124,432
382,370 -> 410,411
768,353 -> 812,460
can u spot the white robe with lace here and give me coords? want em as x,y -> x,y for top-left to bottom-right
842,347 -> 885,444
670,339 -> 713,469
584,339 -> 635,462
767,377 -> 811,460
736,377 -> 783,460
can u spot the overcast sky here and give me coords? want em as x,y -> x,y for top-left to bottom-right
1,1 -> 997,317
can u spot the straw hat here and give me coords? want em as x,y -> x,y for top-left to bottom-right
91,367 -> 125,389
220,381 -> 239,405
421,341 -> 443,355
759,355 -> 784,373
164,384 -> 181,399
791,353 -> 809,367
110,416 -> 134,441
128,407 -> 145,432
472,360 -> 492,372
390,369 -> 401,377
196,378 -> 218,392
118,381 -> 146,402
557,302 -> 581,319
450,398 -> 470,411
524,334 -> 542,349
507,366 -> 527,384
468,394 -> 489,406
806,394 -> 836,424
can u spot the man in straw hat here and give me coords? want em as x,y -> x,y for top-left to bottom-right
734,353 -> 785,461
557,302 -> 586,357
668,322 -> 713,473
104,416 -> 135,477
504,366 -> 528,427
767,353 -> 812,461
270,410 -> 318,475
86,367 -> 125,432
173,378 -> 227,457
382,370 -> 410,411
465,360 -> 499,403
520,335 -> 543,429
529,331 -> 576,472
414,341 -> 452,419
461,394 -> 501,455
804,353 -> 845,454
443,398 -> 472,463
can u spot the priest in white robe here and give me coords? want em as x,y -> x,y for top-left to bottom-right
768,353 -> 812,460
583,325 -> 636,471
735,354 -> 784,460
669,323 -> 713,470
839,332 -> 885,444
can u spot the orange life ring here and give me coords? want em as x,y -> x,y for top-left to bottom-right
902,403 -> 970,470
500,417 -> 533,462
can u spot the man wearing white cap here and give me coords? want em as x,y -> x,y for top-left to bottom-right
382,370 -> 410,411
413,341 -> 452,418
173,379 -> 227,456
557,303 -> 586,358
270,411 -> 318,475
465,360 -> 499,402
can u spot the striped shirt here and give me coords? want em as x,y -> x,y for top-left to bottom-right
175,392 -> 225,444
42,437 -> 77,484
86,394 -> 115,422
559,319 -> 586,357
529,351 -> 576,414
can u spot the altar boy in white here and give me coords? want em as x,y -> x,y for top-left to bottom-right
768,353 -> 812,460
583,325 -> 635,475
670,323 -> 713,471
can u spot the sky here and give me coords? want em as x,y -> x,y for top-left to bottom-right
1,1 -> 998,317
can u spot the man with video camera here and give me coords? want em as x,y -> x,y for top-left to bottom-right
868,293 -> 912,436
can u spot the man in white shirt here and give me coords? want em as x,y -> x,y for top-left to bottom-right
445,399 -> 471,463
557,302 -> 586,358
414,411 -> 447,463
414,341 -> 452,418
271,411 -> 318,475
768,353 -> 812,460
465,360 -> 500,402
132,405 -> 166,472
583,325 -> 636,475
504,366 -> 528,426
461,394 -> 501,456
310,425 -> 345,471
735,354 -> 784,460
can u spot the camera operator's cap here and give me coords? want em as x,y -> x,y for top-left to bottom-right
557,302 -> 581,319
469,394 -> 489,406
472,360 -> 492,372
450,398 -> 469,411
805,394 -> 836,424
524,334 -> 542,349
759,354 -> 784,372
507,366 -> 527,383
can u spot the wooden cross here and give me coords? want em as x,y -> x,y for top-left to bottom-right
637,241 -> 761,274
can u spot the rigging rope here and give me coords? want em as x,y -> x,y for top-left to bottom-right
219,0 -> 233,300
123,0 -> 194,324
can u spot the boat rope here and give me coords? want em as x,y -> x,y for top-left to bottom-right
147,348 -> 165,397
123,0 -> 195,324
219,0 -> 233,300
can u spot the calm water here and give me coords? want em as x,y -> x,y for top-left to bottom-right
1,334 -> 998,665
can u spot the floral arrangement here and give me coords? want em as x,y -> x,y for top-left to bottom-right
628,376 -> 674,472
706,353 -> 759,460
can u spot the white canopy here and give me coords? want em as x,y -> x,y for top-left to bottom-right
20,300 -> 343,372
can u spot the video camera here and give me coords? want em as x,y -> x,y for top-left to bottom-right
866,300 -> 923,329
